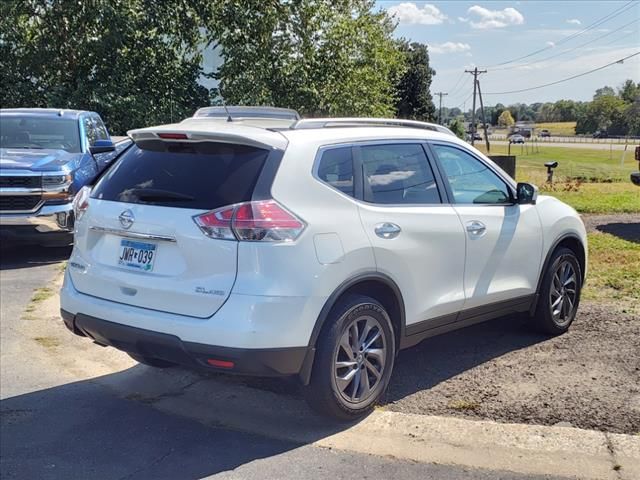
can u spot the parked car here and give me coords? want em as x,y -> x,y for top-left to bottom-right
592,130 -> 608,139
466,132 -> 482,141
539,129 -> 551,138
509,134 -> 525,144
0,108 -> 129,245
632,146 -> 640,186
60,116 -> 587,420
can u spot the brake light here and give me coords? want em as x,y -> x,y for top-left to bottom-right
193,205 -> 235,240
72,186 -> 91,221
193,200 -> 305,242
157,132 -> 189,140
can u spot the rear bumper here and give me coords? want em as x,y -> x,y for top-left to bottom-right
0,202 -> 74,232
631,172 -> 640,186
61,309 -> 313,377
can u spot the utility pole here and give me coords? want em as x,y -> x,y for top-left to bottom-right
475,80 -> 490,153
465,67 -> 487,146
435,92 -> 448,124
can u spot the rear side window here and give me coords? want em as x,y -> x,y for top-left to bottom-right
360,143 -> 441,204
316,147 -> 354,197
92,143 -> 269,210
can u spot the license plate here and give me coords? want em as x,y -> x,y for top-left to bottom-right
118,239 -> 156,271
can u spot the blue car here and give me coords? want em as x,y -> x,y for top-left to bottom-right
0,108 -> 130,245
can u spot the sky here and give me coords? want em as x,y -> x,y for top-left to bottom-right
376,0 -> 640,108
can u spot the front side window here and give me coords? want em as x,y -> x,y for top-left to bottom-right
433,144 -> 512,205
316,147 -> 354,197
93,116 -> 110,141
82,116 -> 98,146
360,143 -> 440,204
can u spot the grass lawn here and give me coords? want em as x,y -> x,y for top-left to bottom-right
478,143 -> 636,182
534,122 -> 577,136
583,230 -> 640,313
541,183 -> 640,214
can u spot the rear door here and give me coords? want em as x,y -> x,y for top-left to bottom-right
354,141 -> 467,332
70,141 -> 271,318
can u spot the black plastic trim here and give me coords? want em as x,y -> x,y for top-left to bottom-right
251,148 -> 285,201
62,310 -> 309,377
400,295 -> 534,349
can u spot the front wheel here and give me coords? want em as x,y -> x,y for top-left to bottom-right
531,247 -> 582,335
304,294 -> 396,420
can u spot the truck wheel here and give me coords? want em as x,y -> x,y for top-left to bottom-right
532,247 -> 582,335
305,294 -> 395,420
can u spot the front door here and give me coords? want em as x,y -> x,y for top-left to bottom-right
430,142 -> 543,310
355,142 -> 466,331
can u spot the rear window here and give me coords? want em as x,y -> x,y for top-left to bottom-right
92,142 -> 269,210
316,147 -> 354,197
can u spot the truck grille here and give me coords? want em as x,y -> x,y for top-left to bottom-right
0,176 -> 42,189
0,195 -> 42,211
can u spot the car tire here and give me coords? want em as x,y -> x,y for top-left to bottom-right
304,294 -> 396,421
531,247 -> 582,335
128,353 -> 176,368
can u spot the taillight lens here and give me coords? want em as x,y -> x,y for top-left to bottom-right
72,186 -> 91,221
193,205 -> 235,240
193,200 -> 305,242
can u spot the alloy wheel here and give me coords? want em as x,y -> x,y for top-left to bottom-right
334,315 -> 386,404
549,260 -> 578,326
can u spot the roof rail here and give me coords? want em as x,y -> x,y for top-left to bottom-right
291,118 -> 456,136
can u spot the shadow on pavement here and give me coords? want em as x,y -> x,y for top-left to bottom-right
0,243 -> 72,271
596,222 -> 640,244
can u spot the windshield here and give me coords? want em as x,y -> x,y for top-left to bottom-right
0,116 -> 81,153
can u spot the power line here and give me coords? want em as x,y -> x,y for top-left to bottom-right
481,1 -> 637,67
484,51 -> 640,95
447,71 -> 466,96
452,90 -> 474,110
491,17 -> 640,71
600,28 -> 640,47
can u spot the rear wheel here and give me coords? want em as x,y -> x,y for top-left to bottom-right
128,353 -> 176,368
305,294 -> 395,420
532,247 -> 582,335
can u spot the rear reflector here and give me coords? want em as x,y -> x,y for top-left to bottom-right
193,200 -> 305,242
72,186 -> 92,221
157,132 -> 189,140
207,359 -> 234,369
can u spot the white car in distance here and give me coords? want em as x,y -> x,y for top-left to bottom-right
61,113 -> 587,419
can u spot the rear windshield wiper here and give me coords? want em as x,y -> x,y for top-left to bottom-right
128,188 -> 195,202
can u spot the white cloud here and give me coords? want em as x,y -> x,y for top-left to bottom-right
566,19 -> 581,25
546,41 -> 555,47
430,42 -> 472,54
465,5 -> 524,29
387,2 -> 447,25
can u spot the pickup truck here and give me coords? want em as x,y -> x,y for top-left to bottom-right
0,108 -> 130,245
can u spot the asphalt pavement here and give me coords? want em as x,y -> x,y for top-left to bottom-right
0,244 -> 577,479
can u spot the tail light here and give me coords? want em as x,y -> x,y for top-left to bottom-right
193,200 -> 305,242
72,186 -> 92,221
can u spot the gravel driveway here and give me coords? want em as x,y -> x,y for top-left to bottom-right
386,213 -> 640,434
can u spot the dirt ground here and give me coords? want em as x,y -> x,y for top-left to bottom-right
385,214 -> 640,434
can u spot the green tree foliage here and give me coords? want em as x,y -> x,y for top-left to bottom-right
448,118 -> 466,139
0,0 -> 212,134
498,110 -> 515,127
394,41 -> 436,121
576,80 -> 639,136
209,0 -> 406,117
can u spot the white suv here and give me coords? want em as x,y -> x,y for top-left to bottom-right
60,116 -> 587,419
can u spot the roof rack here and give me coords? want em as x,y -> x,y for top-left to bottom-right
291,118 -> 455,136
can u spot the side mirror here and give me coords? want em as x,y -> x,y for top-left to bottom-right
517,182 -> 538,205
89,139 -> 115,155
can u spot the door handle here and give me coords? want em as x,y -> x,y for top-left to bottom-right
465,220 -> 487,237
375,223 -> 401,239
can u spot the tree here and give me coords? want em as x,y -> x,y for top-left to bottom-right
209,0 -> 406,117
593,86 -> 615,99
394,41 -> 436,121
0,0 -> 211,134
619,79 -> 639,104
498,110 -> 515,127
576,95 -> 626,135
448,118 -> 466,139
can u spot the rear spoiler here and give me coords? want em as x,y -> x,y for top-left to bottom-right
127,123 -> 288,151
